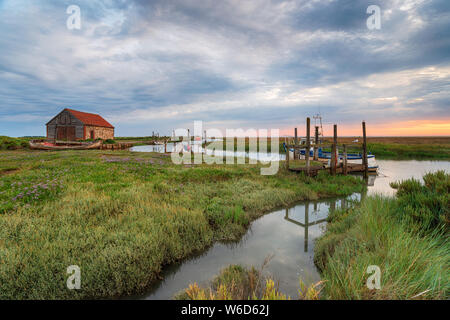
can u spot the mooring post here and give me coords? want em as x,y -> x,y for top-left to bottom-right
314,126 -> 319,160
343,144 -> 348,175
286,142 -> 290,170
203,130 -> 207,153
362,121 -> 368,180
306,117 -> 311,176
331,124 -> 337,175
294,128 -> 298,160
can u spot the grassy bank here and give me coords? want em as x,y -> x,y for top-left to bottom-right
314,171 -> 449,299
0,150 -> 364,299
0,136 -> 32,150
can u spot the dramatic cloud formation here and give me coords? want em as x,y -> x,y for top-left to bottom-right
0,0 -> 449,136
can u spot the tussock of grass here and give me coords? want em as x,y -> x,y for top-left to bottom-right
176,263 -> 322,300
0,150 -> 364,299
315,171 -> 449,299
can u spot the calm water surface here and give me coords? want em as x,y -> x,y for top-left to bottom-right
129,153 -> 449,300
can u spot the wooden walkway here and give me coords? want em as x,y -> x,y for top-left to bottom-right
288,163 -> 376,176
286,118 -> 372,178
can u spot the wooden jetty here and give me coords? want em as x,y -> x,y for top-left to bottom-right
286,119 -> 374,178
100,142 -> 133,150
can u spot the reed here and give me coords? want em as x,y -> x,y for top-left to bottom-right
315,171 -> 449,299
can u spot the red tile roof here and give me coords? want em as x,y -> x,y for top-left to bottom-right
65,108 -> 114,128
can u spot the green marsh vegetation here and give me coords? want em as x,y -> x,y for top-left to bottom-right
0,136 -> 32,150
366,142 -> 450,160
0,149 -> 364,299
315,171 -> 449,299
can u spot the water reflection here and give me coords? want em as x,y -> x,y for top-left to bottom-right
139,195 -> 356,300
284,202 -> 327,253
367,160 -> 450,196
131,143 -> 283,162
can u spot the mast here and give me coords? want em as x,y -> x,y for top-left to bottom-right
313,113 -> 324,141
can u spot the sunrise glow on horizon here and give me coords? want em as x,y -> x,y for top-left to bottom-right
279,119 -> 450,137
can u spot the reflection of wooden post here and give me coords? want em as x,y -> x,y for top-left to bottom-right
343,144 -> 348,175
304,202 -> 309,253
361,185 -> 367,202
294,128 -> 298,160
362,121 -> 368,180
306,118 -> 311,176
314,126 -> 319,160
330,199 -> 336,213
331,124 -> 337,175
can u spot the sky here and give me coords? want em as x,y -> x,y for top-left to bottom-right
0,0 -> 449,137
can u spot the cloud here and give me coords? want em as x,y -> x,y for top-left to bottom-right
0,0 -> 449,137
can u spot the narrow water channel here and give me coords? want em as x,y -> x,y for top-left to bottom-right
138,195 -> 359,300
128,149 -> 450,299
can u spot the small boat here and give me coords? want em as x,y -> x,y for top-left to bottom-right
29,140 -> 102,150
283,143 -> 379,172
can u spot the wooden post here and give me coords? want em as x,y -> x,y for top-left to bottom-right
314,126 -> 319,160
331,124 -> 337,175
343,144 -> 348,175
203,130 -> 207,153
362,121 -> 368,180
285,143 -> 290,170
294,128 -> 298,160
305,117 -> 311,176
164,140 -> 167,153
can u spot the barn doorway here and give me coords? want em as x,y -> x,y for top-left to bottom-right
57,127 -> 66,140
57,126 -> 76,141
90,130 -> 95,140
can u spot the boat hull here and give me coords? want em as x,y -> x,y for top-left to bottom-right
29,140 -> 102,150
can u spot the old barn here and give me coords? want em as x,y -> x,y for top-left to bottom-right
46,108 -> 114,141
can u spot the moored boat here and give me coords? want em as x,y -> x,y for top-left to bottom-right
29,140 -> 102,150
283,143 -> 379,172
